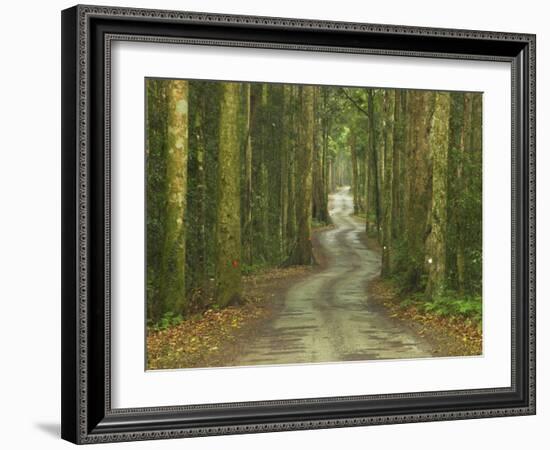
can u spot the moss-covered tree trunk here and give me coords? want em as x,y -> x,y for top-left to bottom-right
215,82 -> 242,307
350,131 -> 359,214
160,79 -> 189,316
191,88 -> 207,302
286,86 -> 298,254
404,90 -> 435,289
312,86 -> 330,224
258,85 -> 270,262
381,90 -> 395,276
287,86 -> 314,265
280,85 -> 290,255
456,93 -> 472,294
242,84 -> 253,265
446,92 -> 465,290
468,93 -> 483,292
425,92 -> 450,300
146,80 -> 169,323
366,89 -> 381,235
391,90 -> 405,261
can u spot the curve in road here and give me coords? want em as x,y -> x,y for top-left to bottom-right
235,187 -> 432,367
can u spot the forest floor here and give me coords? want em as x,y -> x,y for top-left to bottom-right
358,229 -> 482,357
146,228 -> 331,370
366,277 -> 482,357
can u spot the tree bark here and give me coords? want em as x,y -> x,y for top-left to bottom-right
160,79 -> 189,315
456,93 -> 472,294
350,131 -> 359,214
367,89 -> 381,236
287,86 -> 314,265
312,86 -> 330,223
192,88 -> 207,301
381,90 -> 395,276
425,92 -> 451,300
215,82 -> 242,306
391,90 -> 405,250
242,84 -> 253,265
404,90 -> 435,288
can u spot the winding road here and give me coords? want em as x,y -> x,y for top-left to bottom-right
235,187 -> 432,366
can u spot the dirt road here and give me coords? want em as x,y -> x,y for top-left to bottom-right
234,187 -> 432,366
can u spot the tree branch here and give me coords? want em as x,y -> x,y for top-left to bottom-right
339,88 -> 369,118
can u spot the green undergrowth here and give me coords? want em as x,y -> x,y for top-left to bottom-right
312,218 -> 332,229
240,262 -> 271,276
151,311 -> 184,332
385,271 -> 482,326
400,290 -> 482,326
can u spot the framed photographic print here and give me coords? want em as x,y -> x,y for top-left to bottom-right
61,4 -> 536,444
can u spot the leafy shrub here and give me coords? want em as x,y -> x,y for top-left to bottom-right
419,294 -> 482,323
152,311 -> 184,331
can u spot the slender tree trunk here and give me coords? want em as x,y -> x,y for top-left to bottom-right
146,80 -> 169,322
456,93 -> 472,294
286,85 -> 297,254
280,85 -> 291,255
350,132 -> 359,214
312,86 -> 329,223
160,80 -> 189,315
259,85 -> 269,262
391,90 -> 404,250
215,82 -> 242,306
287,86 -> 314,265
367,89 -> 381,235
242,84 -> 253,265
425,92 -> 451,299
193,92 -> 207,301
381,90 -> 395,276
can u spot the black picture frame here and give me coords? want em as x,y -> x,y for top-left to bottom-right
61,4 -> 536,444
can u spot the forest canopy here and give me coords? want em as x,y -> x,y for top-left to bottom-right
146,78 -> 482,326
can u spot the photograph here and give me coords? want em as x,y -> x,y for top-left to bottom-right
145,78 -> 483,370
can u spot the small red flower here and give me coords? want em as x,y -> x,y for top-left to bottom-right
232,259 -> 239,268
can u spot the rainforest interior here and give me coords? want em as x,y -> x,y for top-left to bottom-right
145,78 -> 483,370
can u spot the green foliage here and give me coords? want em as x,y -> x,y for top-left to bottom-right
146,80 -> 482,327
240,262 -> 270,276
311,218 -> 328,229
422,295 -> 482,322
151,311 -> 184,331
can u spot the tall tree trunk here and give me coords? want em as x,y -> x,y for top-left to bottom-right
391,90 -> 405,250
215,82 -> 242,307
280,85 -> 290,255
366,89 -> 381,235
160,80 -> 189,315
322,89 -> 331,200
192,89 -> 207,302
425,92 -> 451,299
350,131 -> 359,214
404,90 -> 435,289
242,84 -> 253,265
287,86 -> 314,265
456,93 -> 472,294
286,86 -> 297,253
446,92 -> 464,291
469,93 -> 483,292
381,90 -> 395,276
312,86 -> 330,223
146,80 -> 169,322
259,85 -> 269,262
